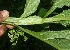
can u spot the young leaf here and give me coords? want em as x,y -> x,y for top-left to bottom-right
44,0 -> 70,17
8,29 -> 24,45
20,0 -> 40,18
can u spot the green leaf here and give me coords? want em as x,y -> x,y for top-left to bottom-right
18,26 -> 70,49
44,0 -> 70,17
53,0 -> 70,8
18,27 -> 70,40
53,9 -> 70,18
53,9 -> 70,26
49,39 -> 70,49
37,8 -> 47,17
20,0 -> 40,18
5,16 -> 70,25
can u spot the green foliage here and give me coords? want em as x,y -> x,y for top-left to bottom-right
20,0 -> 40,18
44,0 -> 70,17
18,26 -> 70,49
1,0 -> 70,50
37,8 -> 47,17
52,9 -> 70,26
53,0 -> 70,8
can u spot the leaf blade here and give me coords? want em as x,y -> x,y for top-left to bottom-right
20,0 -> 40,18
18,26 -> 70,49
53,9 -> 70,26
44,0 -> 70,17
